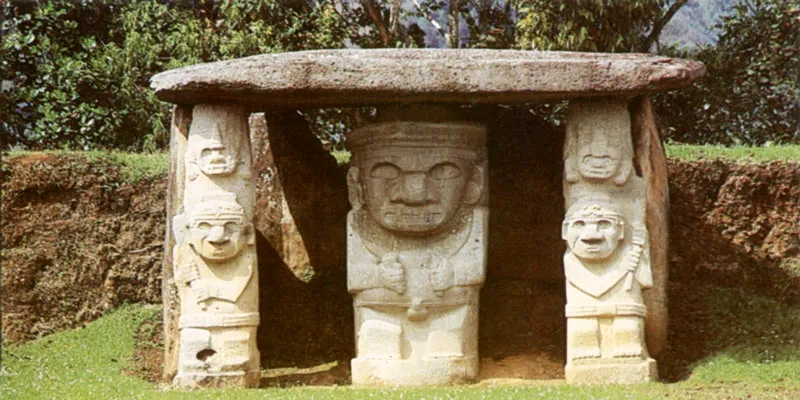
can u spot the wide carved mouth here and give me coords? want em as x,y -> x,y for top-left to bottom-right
383,211 -> 443,226
581,155 -> 615,174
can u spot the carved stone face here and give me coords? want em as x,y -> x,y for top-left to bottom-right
188,209 -> 251,262
359,147 -> 474,235
563,204 -> 624,261
198,141 -> 237,176
577,140 -> 622,181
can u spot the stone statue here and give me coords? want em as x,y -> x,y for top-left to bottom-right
172,104 -> 259,388
562,99 -> 657,384
173,194 -> 260,387
562,199 -> 653,360
346,115 -> 488,386
564,101 -> 633,187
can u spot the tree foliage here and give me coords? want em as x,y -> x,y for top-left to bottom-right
1,0 -> 797,149
514,0 -> 684,52
1,0 -> 346,150
657,0 -> 800,144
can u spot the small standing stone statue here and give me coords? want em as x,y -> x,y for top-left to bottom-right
346,108 -> 488,386
562,99 -> 657,383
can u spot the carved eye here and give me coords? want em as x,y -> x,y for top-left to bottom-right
430,163 -> 461,180
196,222 -> 212,235
572,220 -> 586,229
597,220 -> 613,230
370,163 -> 401,179
224,221 -> 240,235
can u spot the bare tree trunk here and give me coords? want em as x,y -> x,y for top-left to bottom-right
363,0 -> 391,46
640,0 -> 688,52
389,0 -> 402,39
449,0 -> 460,48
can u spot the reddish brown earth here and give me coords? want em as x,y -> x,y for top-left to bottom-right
2,152 -> 798,384
1,154 -> 165,343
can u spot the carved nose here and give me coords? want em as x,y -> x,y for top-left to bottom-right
396,172 -> 431,205
207,226 -> 228,244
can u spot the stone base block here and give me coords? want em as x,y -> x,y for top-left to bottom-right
351,355 -> 478,387
173,371 -> 260,389
565,358 -> 657,384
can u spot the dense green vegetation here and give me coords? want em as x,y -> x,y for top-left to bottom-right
1,1 -> 798,150
657,0 -> 800,145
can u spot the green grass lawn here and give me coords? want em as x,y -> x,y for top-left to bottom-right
664,144 -> 800,162
6,150 -> 170,182
5,143 -> 800,183
2,304 -> 798,400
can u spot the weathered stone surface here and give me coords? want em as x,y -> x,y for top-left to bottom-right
171,105 -> 260,388
346,108 -> 488,386
253,109 -> 354,373
150,49 -> 705,107
562,98 -> 660,384
163,105 -> 191,382
631,96 -> 669,358
249,113 -> 312,279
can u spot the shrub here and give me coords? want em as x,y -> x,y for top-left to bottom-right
656,0 -> 800,145
0,0 -> 346,151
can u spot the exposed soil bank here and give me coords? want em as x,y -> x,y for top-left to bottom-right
2,154 -> 166,343
2,153 -> 798,383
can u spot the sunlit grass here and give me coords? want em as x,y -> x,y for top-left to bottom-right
6,150 -> 169,182
665,144 -> 800,162
2,303 -> 799,399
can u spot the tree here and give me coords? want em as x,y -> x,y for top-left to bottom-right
1,0 -> 347,150
515,0 -> 688,52
656,0 -> 800,144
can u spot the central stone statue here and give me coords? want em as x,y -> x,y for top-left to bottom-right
346,108 -> 488,386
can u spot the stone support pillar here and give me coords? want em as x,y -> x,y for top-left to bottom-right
346,108 -> 488,386
171,104 -> 260,388
561,98 -> 660,384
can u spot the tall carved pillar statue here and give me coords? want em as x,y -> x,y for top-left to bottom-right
172,105 -> 260,388
562,99 -> 658,384
346,109 -> 488,386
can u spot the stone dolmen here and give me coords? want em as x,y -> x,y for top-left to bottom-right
151,49 -> 704,388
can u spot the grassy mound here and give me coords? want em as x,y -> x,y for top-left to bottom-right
2,303 -> 798,399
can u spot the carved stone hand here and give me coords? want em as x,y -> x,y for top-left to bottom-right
191,282 -> 213,304
380,252 -> 406,294
177,263 -> 201,286
429,256 -> 454,295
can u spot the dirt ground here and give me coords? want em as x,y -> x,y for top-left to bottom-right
1,154 -> 165,343
3,153 -> 798,385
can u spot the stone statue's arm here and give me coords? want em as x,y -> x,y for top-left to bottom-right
173,245 -> 200,287
622,226 -> 653,290
349,252 -> 406,294
347,258 -> 382,293
635,237 -> 653,289
452,259 -> 485,287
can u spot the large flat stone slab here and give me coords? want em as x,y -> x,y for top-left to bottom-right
150,49 -> 704,107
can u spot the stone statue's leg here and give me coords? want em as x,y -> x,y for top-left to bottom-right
179,327 -> 211,372
567,317 -> 601,361
612,316 -> 646,358
426,305 -> 469,359
218,329 -> 254,371
357,317 -> 403,359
